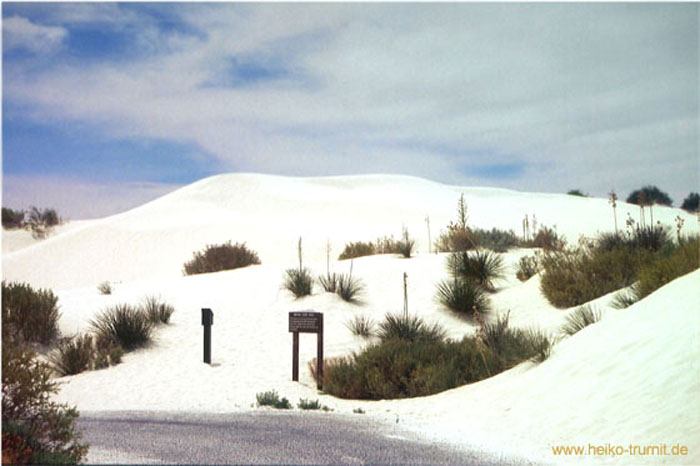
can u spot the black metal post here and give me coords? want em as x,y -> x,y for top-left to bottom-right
201,308 -> 213,364
317,314 -> 323,390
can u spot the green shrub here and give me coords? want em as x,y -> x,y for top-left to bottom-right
447,250 -> 505,291
2,281 -> 60,346
435,278 -> 490,316
377,313 -> 446,342
482,315 -> 552,367
516,254 -> 540,281
48,335 -> 95,376
631,225 -> 670,251
396,228 -> 415,258
528,226 -> 566,251
89,304 -> 153,351
470,228 -> 520,252
681,192 -> 699,212
539,246 -> 646,308
561,305 -> 601,336
283,268 -> 313,298
26,207 -> 60,239
297,399 -> 330,411
141,296 -> 175,324
183,241 -> 260,275
567,189 -> 587,197
2,207 -> 25,229
346,315 -> 375,337
336,273 -> 364,303
2,340 -> 88,463
97,281 -> 112,295
339,241 -> 375,260
636,237 -> 699,300
256,390 -> 292,409
626,185 -> 672,206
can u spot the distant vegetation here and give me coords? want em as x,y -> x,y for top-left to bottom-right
338,228 -> 415,260
2,206 -> 61,239
681,192 -> 699,212
626,185 -> 672,206
567,189 -> 587,197
283,238 -> 313,298
183,241 -> 260,276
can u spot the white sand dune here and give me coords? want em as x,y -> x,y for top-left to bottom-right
2,173 -> 698,464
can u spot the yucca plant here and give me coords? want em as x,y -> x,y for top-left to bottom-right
448,250 -> 505,291
318,273 -> 339,293
435,278 -> 490,317
377,312 -> 446,342
48,335 -> 95,376
141,295 -> 175,324
345,315 -> 375,337
89,304 -> 153,351
561,305 -> 601,336
97,281 -> 112,295
611,285 -> 639,309
337,273 -> 364,303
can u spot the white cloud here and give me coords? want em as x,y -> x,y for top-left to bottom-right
3,3 -> 698,207
3,16 -> 67,53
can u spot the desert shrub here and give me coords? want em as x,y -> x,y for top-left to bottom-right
539,246 -> 647,308
89,304 -> 153,351
567,189 -> 587,197
611,288 -> 639,309
681,192 -> 699,212
626,185 -> 672,206
2,281 -> 60,346
596,232 -> 631,252
97,281 -> 112,295
26,207 -> 60,239
516,254 -> 540,281
561,305 -> 601,336
526,226 -> 566,251
377,313 -> 446,342
396,228 -> 415,258
2,340 -> 88,464
141,296 -> 175,324
470,228 -> 520,252
256,390 -> 291,409
635,237 -> 699,300
447,250 -> 505,291
481,315 -> 552,367
183,241 -> 260,275
283,268 -> 313,298
297,399 -> 330,411
2,207 -> 25,229
346,315 -> 375,337
48,335 -> 95,376
631,225 -> 670,251
94,334 -> 124,369
318,273 -> 339,293
338,241 -> 375,260
435,278 -> 490,316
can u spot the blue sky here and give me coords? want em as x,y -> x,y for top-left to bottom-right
3,3 -> 698,218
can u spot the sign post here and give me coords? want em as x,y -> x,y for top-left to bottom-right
289,311 -> 323,390
201,308 -> 213,364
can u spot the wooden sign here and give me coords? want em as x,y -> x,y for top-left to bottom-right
289,311 -> 323,390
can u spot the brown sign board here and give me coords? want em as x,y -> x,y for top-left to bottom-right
289,311 -> 322,333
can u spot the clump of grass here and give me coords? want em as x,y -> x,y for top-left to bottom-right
353,408 -> 365,414
447,250 -> 505,291
516,254 -> 540,281
48,335 -> 95,376
256,390 -> 292,409
346,315 -> 375,337
376,312 -> 446,342
481,314 -> 552,366
336,273 -> 364,303
527,226 -> 566,251
470,228 -> 520,252
319,273 -> 340,293
94,334 -> 124,369
561,305 -> 601,336
89,304 -> 153,351
2,281 -> 60,346
183,241 -> 260,276
338,241 -> 375,260
396,227 -> 415,258
283,268 -> 313,298
435,278 -> 490,317
141,296 -> 175,324
97,281 -> 112,295
297,399 -> 331,411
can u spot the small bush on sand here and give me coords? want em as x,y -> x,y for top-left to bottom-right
346,315 -> 375,337
338,241 -> 375,260
2,339 -> 88,464
336,273 -> 364,303
90,305 -> 153,352
2,281 -> 60,346
526,226 -> 566,251
377,313 -> 446,342
471,228 -> 520,252
319,273 -> 340,293
97,281 -> 112,295
561,305 -> 601,336
94,334 -> 124,369
681,192 -> 699,212
516,254 -> 540,281
632,225 -> 670,252
256,390 -> 292,409
297,399 -> 331,411
2,207 -> 25,229
481,314 -> 552,367
435,278 -> 490,317
396,228 -> 415,258
183,241 -> 260,275
141,296 -> 175,325
447,250 -> 505,291
48,335 -> 95,376
283,268 -> 313,298
611,285 -> 639,309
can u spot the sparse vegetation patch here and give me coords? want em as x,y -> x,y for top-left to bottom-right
183,241 -> 260,276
